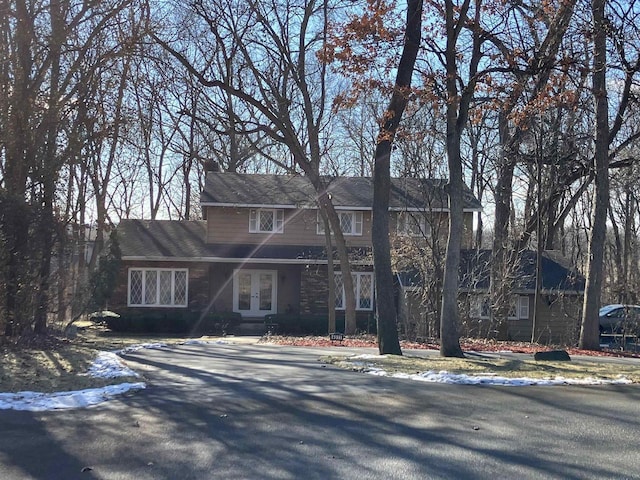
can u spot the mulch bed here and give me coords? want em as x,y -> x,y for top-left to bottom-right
261,334 -> 640,358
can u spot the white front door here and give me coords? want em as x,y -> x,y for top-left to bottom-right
233,269 -> 277,317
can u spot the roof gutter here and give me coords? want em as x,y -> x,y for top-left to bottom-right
121,255 -> 374,266
200,202 -> 481,213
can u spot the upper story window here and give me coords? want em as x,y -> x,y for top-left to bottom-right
249,209 -> 284,233
317,211 -> 363,236
128,268 -> 188,307
397,212 -> 428,237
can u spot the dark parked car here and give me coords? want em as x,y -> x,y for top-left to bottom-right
599,304 -> 640,334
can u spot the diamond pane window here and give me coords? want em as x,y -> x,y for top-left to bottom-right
317,211 -> 363,235
128,268 -> 188,307
144,270 -> 157,305
334,272 -> 373,311
334,273 -> 344,309
339,213 -> 352,234
174,270 -> 187,306
259,210 -> 274,232
129,270 -> 143,305
159,271 -> 172,305
358,274 -> 373,309
249,209 -> 284,233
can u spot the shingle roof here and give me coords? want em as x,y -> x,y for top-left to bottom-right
200,172 -> 482,211
117,219 -> 208,258
117,219 -> 370,263
398,249 -> 585,293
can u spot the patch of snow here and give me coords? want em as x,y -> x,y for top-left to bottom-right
339,360 -> 633,386
84,352 -> 140,378
117,343 -> 168,354
350,354 -> 386,360
0,383 -> 146,411
386,369 -> 633,386
1,346 -> 153,411
1,339 -> 236,411
183,339 -> 230,345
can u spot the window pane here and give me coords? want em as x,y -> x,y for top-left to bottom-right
259,273 -> 273,310
359,274 -> 373,309
508,297 -> 518,319
259,210 -> 274,232
340,212 -> 352,234
354,212 -> 363,235
144,270 -> 157,305
334,273 -> 344,309
275,210 -> 284,233
159,271 -> 172,305
130,270 -> 143,304
174,271 -> 187,306
409,214 -> 421,235
249,209 -> 258,232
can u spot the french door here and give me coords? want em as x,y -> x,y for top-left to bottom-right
233,269 -> 277,317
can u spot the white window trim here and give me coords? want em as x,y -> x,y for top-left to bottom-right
397,212 -> 428,237
128,267 -> 188,307
334,272 -> 374,311
249,208 -> 284,234
317,211 -> 363,236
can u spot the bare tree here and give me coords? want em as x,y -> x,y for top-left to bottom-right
155,0 -> 360,332
0,0 -> 148,336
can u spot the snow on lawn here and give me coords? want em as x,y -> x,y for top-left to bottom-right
0,345 -> 154,412
0,383 -> 146,412
342,357 -> 633,386
0,338 -> 235,412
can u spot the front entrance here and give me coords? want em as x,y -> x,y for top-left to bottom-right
232,269 -> 277,317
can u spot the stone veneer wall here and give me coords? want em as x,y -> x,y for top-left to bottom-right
299,266 -> 330,315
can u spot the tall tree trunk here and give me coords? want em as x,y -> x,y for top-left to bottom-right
2,0 -> 35,335
372,0 -> 423,355
322,212 -> 336,333
306,174 -> 357,334
490,112 -> 517,340
440,0 -> 476,358
34,0 -> 65,333
579,0 -> 609,350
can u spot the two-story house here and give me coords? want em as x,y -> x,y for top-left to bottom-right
109,172 -> 481,331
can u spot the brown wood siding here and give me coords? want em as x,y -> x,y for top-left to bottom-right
389,211 -> 474,248
206,206 -> 372,247
207,206 -> 474,249
530,295 -> 582,345
458,293 -> 582,345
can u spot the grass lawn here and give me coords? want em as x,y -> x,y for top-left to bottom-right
0,323 -> 207,393
321,353 -> 640,382
1,327 -> 639,394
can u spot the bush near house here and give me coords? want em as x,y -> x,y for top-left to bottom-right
265,313 -> 377,335
105,311 -> 242,335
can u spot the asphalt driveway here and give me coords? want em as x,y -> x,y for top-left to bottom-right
0,342 -> 639,479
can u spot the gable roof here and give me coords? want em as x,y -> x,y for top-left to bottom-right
398,249 -> 585,294
117,219 -> 371,264
200,172 -> 482,212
